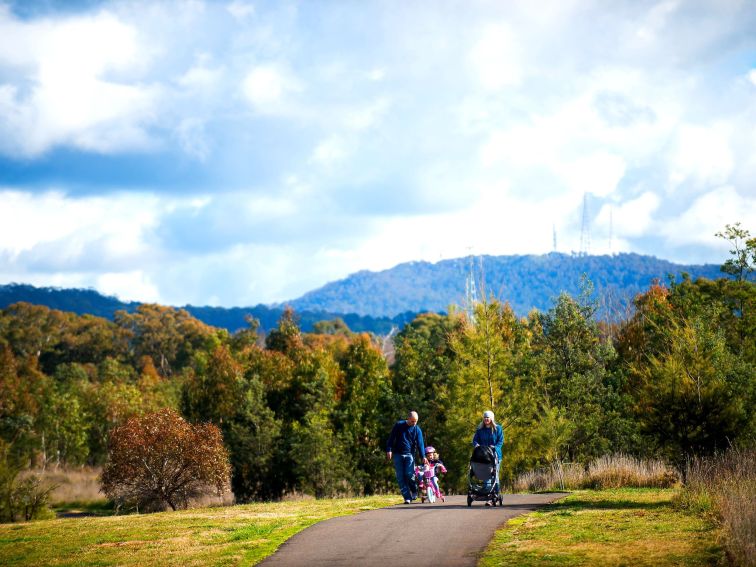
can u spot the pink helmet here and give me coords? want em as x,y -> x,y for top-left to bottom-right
425,446 -> 435,454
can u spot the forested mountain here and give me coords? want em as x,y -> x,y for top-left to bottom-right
0,283 -> 414,335
0,253 -> 725,330
286,252 -> 726,317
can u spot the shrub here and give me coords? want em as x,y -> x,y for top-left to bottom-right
101,408 -> 231,512
0,443 -> 56,522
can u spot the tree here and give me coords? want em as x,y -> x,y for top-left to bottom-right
621,284 -> 755,462
333,334 -> 394,494
532,282 -> 629,461
716,222 -> 756,282
35,386 -> 88,469
447,299 -> 544,488
101,408 -> 230,511
182,343 -> 281,501
114,305 -> 220,376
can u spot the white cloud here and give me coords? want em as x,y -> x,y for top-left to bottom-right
310,136 -> 347,167
367,68 -> 386,82
669,124 -> 734,189
0,189 -> 160,264
343,98 -> 390,131
0,7 -> 159,156
242,64 -> 301,112
226,1 -> 255,21
596,192 -> 660,238
469,23 -> 523,89
749,69 -> 756,87
177,61 -> 223,91
661,186 -> 756,247
176,117 -> 211,161
556,152 -> 626,199
97,271 -> 162,303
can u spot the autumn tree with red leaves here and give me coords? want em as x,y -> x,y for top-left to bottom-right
101,408 -> 230,511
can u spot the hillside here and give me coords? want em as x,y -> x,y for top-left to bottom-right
286,252 -> 726,317
0,253 -> 726,329
0,283 -> 413,335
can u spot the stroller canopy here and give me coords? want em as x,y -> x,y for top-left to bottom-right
470,445 -> 497,464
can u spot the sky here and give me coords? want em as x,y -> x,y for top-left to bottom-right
0,0 -> 755,307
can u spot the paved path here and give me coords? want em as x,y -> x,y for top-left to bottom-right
260,493 -> 566,567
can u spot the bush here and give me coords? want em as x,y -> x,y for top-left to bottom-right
0,444 -> 56,522
101,408 -> 231,512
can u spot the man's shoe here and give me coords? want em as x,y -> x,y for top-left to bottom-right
404,499 -> 411,504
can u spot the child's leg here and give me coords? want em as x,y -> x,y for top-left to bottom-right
431,477 -> 441,497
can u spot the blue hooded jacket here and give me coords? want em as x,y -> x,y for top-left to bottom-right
472,424 -> 504,461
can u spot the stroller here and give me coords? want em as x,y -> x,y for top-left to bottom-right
466,445 -> 503,507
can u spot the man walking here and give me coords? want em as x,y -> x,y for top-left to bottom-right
386,411 -> 427,504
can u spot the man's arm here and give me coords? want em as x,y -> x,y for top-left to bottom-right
386,422 -> 398,459
417,427 -> 428,464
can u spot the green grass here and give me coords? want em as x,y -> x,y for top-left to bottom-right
0,494 -> 399,566
480,488 -> 724,567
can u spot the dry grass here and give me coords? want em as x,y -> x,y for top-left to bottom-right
678,447 -> 756,567
513,454 -> 679,492
514,462 -> 585,492
24,467 -> 103,505
24,467 -> 236,511
587,454 -> 679,489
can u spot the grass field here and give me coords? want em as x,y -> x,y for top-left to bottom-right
480,488 -> 723,566
0,494 -> 399,566
1,489 -> 724,566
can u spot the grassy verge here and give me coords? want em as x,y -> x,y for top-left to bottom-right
0,494 -> 398,566
480,488 -> 723,567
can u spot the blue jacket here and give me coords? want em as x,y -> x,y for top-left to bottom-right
386,420 -> 425,458
472,424 -> 504,460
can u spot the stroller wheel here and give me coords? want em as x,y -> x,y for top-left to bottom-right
466,494 -> 472,507
499,495 -> 504,506
491,497 -> 497,507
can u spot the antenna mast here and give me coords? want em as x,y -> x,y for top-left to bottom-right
552,224 -> 557,252
465,251 -> 478,324
579,193 -> 591,256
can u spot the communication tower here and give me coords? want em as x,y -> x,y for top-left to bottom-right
579,193 -> 591,256
553,224 -> 557,252
465,253 -> 478,324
